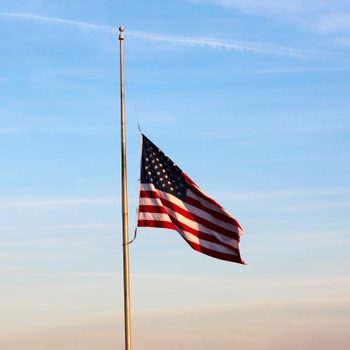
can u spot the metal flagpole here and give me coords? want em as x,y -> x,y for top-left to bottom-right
119,25 -> 132,350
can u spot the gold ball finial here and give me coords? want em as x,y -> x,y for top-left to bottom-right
119,26 -> 124,33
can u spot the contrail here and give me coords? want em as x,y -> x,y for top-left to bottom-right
0,12 -> 116,34
0,12 -> 304,57
128,31 -> 305,57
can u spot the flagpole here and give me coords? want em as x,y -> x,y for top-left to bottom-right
119,25 -> 132,350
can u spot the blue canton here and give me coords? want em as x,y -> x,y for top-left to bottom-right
141,135 -> 187,199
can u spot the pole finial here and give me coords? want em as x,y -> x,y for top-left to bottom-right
119,26 -> 125,40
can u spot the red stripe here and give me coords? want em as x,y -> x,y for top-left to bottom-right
139,205 -> 168,215
140,190 -> 240,241
138,220 -> 176,230
140,190 -> 161,199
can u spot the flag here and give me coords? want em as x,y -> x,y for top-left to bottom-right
137,134 -> 245,264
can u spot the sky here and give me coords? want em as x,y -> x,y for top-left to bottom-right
0,1 -> 349,349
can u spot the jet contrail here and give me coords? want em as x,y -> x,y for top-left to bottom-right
128,30 -> 305,57
0,12 -> 116,34
0,12 -> 305,57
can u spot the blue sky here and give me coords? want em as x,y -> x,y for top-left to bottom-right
1,1 -> 350,349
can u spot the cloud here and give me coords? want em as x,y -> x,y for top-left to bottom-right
189,0 -> 347,17
0,127 -> 23,135
317,12 -> 350,32
46,223 -> 117,230
134,272 -> 350,289
0,12 -> 304,56
276,230 -> 350,242
0,116 -> 118,137
0,12 -> 116,34
2,298 -> 349,350
128,31 -> 305,57
0,226 -> 14,231
189,0 -> 309,16
0,196 -> 117,209
335,37 -> 350,46
189,0 -> 350,35
215,186 -> 350,201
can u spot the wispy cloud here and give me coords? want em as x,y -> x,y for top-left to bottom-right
0,127 -> 23,135
189,0 -> 310,16
277,230 -> 350,242
189,0 -> 350,36
0,226 -> 14,231
0,12 -> 304,56
47,223 -> 117,230
0,118 -> 117,137
0,196 -> 117,209
317,12 -> 350,33
216,186 -> 350,201
189,0 -> 348,18
134,272 -> 350,288
0,12 -> 116,34
128,31 -> 305,57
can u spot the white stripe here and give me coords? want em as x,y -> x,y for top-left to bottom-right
138,212 -> 171,222
140,183 -> 157,192
139,197 -> 240,250
139,196 -> 162,207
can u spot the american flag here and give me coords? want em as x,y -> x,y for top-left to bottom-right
137,134 -> 245,264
